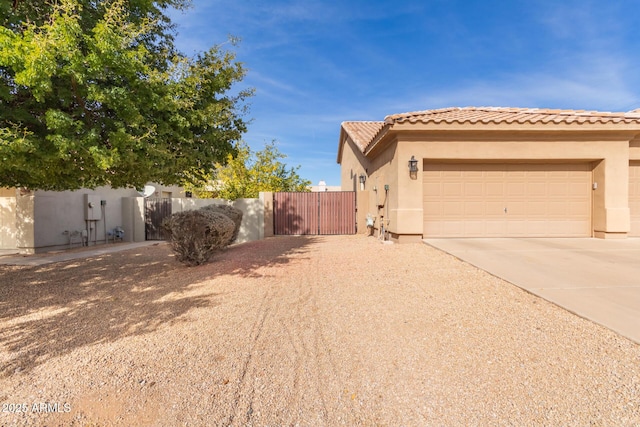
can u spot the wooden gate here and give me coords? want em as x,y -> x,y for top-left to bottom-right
145,198 -> 172,240
273,192 -> 356,235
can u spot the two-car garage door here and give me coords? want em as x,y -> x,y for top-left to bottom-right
423,162 -> 592,237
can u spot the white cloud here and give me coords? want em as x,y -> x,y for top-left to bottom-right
381,48 -> 640,113
248,72 -> 305,95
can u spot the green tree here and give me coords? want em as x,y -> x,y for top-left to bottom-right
186,140 -> 311,200
0,0 -> 251,190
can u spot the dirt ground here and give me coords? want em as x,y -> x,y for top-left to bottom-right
0,235 -> 639,426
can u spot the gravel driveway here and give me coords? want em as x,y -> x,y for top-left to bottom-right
1,236 -> 639,426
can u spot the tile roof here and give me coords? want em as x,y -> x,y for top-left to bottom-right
339,107 -> 640,162
385,107 -> 640,125
341,121 -> 385,151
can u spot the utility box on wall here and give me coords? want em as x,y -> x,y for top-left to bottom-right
84,194 -> 102,220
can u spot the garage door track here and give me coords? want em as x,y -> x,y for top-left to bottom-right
425,238 -> 640,344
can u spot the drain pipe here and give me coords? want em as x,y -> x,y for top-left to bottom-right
385,184 -> 389,240
101,200 -> 107,244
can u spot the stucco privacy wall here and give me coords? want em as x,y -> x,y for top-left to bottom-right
12,184 -> 186,253
339,108 -> 640,241
0,187 -> 17,250
121,197 -> 146,244
4,185 -> 271,254
33,186 -> 138,252
260,192 -> 275,239
171,197 -> 266,243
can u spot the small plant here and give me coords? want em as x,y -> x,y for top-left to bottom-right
162,209 -> 235,266
201,204 -> 243,244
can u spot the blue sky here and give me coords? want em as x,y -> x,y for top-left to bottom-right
168,0 -> 640,186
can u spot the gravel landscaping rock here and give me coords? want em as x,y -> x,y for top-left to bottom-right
0,235 -> 639,426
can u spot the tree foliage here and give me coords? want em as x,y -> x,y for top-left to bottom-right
0,0 -> 251,190
185,140 -> 311,200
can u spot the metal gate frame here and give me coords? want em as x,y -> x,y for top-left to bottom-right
273,192 -> 356,235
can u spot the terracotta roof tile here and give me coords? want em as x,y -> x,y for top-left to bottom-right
341,121 -> 385,151
340,107 -> 640,159
385,107 -> 640,126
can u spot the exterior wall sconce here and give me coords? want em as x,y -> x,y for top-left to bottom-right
408,155 -> 419,179
359,174 -> 366,190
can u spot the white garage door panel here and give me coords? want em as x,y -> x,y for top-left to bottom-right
423,163 -> 592,237
630,162 -> 640,236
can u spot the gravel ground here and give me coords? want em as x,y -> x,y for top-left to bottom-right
0,235 -> 639,426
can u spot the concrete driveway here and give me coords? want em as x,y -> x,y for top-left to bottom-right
424,238 -> 640,344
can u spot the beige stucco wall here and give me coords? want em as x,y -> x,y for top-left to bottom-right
8,182 -> 269,253
356,191 -> 370,236
15,183 -> 187,253
630,139 -> 640,161
171,197 -> 266,244
15,189 -> 35,254
156,185 -> 190,198
31,186 -> 140,251
368,141 -> 398,238
260,192 -> 274,238
340,129 -> 638,240
340,138 -> 370,193
340,137 -> 371,234
340,136 -> 399,236
121,197 -> 146,243
0,188 -> 17,250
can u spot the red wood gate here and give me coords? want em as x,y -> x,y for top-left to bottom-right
273,192 -> 356,235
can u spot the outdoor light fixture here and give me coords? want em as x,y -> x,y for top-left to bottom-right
408,156 -> 418,172
359,174 -> 366,190
408,155 -> 419,179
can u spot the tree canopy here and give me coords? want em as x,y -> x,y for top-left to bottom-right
185,140 -> 311,200
0,0 -> 251,190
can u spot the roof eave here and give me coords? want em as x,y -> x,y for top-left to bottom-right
363,124 -> 393,157
337,126 -> 348,164
389,121 -> 640,133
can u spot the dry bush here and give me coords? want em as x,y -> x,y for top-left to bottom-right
162,209 -> 235,266
201,204 -> 243,244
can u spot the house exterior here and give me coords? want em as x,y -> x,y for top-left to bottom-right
338,107 -> 640,242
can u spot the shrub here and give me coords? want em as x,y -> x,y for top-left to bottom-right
162,209 -> 235,266
201,203 -> 243,244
